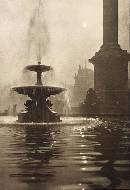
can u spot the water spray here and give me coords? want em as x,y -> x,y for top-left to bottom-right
27,0 -> 49,64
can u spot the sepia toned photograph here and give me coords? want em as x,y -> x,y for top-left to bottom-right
0,0 -> 130,189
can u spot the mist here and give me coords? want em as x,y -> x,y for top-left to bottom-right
0,0 -> 129,87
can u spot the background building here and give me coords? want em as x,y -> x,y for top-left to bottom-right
72,64 -> 94,107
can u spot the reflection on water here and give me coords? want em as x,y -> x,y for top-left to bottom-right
0,117 -> 130,190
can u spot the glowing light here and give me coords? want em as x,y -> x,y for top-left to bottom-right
80,144 -> 86,147
82,156 -> 87,160
81,167 -> 87,171
82,22 -> 87,28
82,160 -> 88,164
80,153 -> 84,155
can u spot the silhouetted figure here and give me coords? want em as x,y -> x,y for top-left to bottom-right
80,88 -> 102,115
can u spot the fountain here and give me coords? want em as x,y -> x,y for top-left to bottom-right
12,61 -> 65,123
11,0 -> 66,123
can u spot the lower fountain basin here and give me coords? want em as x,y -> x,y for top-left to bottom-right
12,85 -> 66,123
12,85 -> 65,97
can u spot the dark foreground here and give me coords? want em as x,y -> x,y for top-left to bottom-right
0,117 -> 129,190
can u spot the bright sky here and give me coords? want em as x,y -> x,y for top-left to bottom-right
0,0 -> 129,85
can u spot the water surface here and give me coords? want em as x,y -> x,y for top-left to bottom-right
0,117 -> 129,190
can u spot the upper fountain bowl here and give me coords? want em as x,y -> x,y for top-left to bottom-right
25,62 -> 52,73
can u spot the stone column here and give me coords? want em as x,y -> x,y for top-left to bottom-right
89,0 -> 130,115
103,0 -> 118,45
